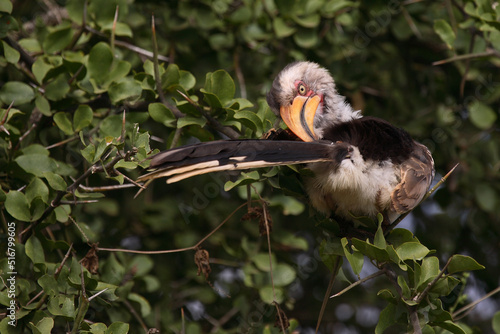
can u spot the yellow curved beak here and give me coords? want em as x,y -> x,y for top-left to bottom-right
280,95 -> 321,142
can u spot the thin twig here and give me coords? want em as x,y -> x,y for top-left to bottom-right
45,135 -> 80,150
60,200 -> 99,205
84,25 -> 169,62
262,202 -> 285,332
401,6 -> 421,39
0,101 -> 14,135
432,49 -> 499,66
111,5 -> 119,54
316,257 -> 342,334
98,201 -> 252,254
67,0 -> 87,50
114,169 -> 146,189
169,127 -> 183,149
78,183 -> 137,192
330,269 -> 385,298
234,48 -> 247,99
452,286 -> 500,320
413,257 -> 453,304
87,288 -> 109,302
122,299 -> 149,333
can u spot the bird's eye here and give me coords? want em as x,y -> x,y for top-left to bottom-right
298,83 -> 307,96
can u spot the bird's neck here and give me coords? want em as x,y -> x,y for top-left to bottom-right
315,96 -> 361,139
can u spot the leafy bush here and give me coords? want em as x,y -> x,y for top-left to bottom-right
1,0 -> 499,333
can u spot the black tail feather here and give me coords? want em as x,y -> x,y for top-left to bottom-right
138,140 -> 340,184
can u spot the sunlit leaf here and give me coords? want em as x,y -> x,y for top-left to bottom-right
447,255 -> 484,274
434,19 -> 456,49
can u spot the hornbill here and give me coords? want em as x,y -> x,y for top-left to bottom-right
138,61 -> 434,225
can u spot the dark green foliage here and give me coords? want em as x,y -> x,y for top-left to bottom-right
0,0 -> 499,333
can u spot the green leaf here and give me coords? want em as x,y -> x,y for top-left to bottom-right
44,74 -> 70,101
53,112 -> 74,135
493,311 -> 500,334
386,228 -> 418,248
375,302 -> 397,334
447,255 -> 484,274
29,317 -> 54,334
0,81 -> 35,105
293,28 -> 319,48
434,19 -> 456,49
128,293 -> 151,317
292,14 -> 320,28
5,191 -> 31,221
179,70 -> 196,91
397,275 -> 412,301
16,154 -> 59,177
204,70 -> 235,105
224,170 -> 260,191
259,286 -> 284,304
25,177 -> 49,204
54,205 -> 70,222
275,232 -> 308,251
161,64 -> 180,90
341,238 -> 364,276
374,224 -> 386,249
177,116 -> 207,128
273,263 -> 296,286
105,322 -> 129,334
209,33 -> 234,50
102,60 -> 132,87
268,195 -> 305,215
273,17 -> 296,38
100,114 -> 123,138
417,256 -> 440,290
47,295 -> 75,318
115,160 -> 137,169
0,0 -> 13,13
23,144 -> 49,155
73,105 -> 93,132
396,242 -> 430,261
38,275 -> 59,298
252,253 -> 276,272
469,101 -> 497,130
43,25 -> 73,54
108,79 -> 142,104
377,289 -> 397,304
32,56 -> 54,84
2,40 -> 19,63
201,89 -> 223,109
0,14 -> 18,38
35,95 -> 51,116
148,102 -> 176,127
351,238 -> 390,262
88,42 -> 113,84
26,235 -> 45,264
81,144 -> 96,164
431,320 -> 466,334
102,22 -> 133,37
233,110 -> 262,133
